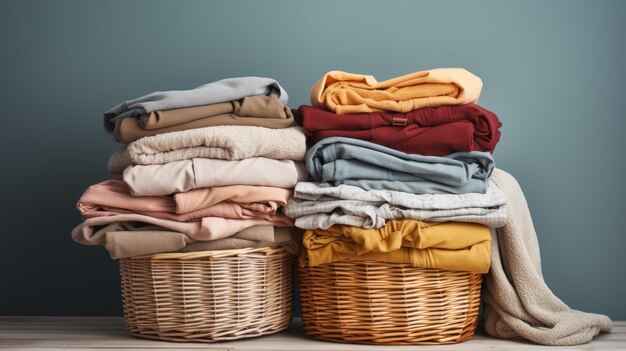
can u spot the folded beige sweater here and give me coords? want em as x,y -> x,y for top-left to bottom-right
484,169 -> 612,345
127,125 -> 306,165
77,222 -> 299,259
114,95 -> 295,143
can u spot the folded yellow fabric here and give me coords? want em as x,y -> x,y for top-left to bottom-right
302,219 -> 491,273
310,68 -> 483,114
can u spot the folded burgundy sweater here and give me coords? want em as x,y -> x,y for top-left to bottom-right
295,104 -> 501,156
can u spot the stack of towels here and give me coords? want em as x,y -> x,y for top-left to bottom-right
72,77 -> 307,259
285,68 -> 506,274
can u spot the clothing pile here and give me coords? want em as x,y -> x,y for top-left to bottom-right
285,68 -> 505,274
70,71 -> 612,346
72,77 -> 306,258
286,68 -> 612,345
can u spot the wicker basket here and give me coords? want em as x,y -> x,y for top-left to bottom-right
119,247 -> 294,342
299,259 -> 482,345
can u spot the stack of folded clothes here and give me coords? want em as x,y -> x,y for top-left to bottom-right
285,68 -> 505,274
72,77 -> 307,258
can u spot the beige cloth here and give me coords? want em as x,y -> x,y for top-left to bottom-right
123,158 -> 306,196
484,168 -> 612,345
183,227 -> 299,254
107,148 -> 132,175
72,213 -> 288,242
311,68 -> 482,114
126,125 -> 306,165
175,185 -> 291,213
114,96 -> 295,143
78,223 -> 298,259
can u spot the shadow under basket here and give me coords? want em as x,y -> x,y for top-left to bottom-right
298,259 -> 482,345
119,247 -> 294,342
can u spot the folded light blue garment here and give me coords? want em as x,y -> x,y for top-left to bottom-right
306,137 -> 494,194
104,76 -> 288,132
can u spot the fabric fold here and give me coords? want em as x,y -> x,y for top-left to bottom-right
81,203 -> 292,226
123,125 -> 306,165
285,181 -> 507,229
311,68 -> 482,114
104,76 -> 288,132
174,185 -> 292,214
72,213 -> 289,242
107,148 -> 133,175
74,223 -> 299,259
302,219 -> 491,273
123,158 -> 306,196
114,96 -> 294,143
297,104 -> 501,156
77,180 -> 292,216
484,168 -> 612,345
307,137 -> 494,194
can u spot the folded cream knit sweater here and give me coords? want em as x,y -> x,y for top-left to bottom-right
108,125 -> 306,171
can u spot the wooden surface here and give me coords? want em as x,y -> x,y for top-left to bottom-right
0,317 -> 623,350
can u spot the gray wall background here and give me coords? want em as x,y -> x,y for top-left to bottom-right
1,0 -> 625,318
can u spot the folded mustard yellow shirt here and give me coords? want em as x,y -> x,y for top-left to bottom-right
310,68 -> 483,114
302,219 -> 491,273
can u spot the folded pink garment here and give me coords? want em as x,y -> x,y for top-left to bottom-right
78,180 -> 174,213
174,185 -> 292,213
78,180 -> 292,219
77,179 -> 293,225
124,157 -> 306,196
72,213 -> 288,241
81,202 -> 293,226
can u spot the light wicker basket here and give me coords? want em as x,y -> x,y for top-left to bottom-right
119,247 -> 294,342
299,259 -> 482,345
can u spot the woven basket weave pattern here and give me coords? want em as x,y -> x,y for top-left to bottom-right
119,247 -> 294,342
299,260 -> 482,345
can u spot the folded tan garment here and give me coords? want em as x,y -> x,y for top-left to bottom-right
114,96 -> 295,143
107,148 -> 132,175
123,158 -> 306,196
106,229 -> 187,259
183,227 -> 299,254
311,68 -> 482,114
72,213 -> 288,242
126,125 -> 306,165
78,222 -> 298,259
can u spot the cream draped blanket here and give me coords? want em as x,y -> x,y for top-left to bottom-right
485,168 -> 612,345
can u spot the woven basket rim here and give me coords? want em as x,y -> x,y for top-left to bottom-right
304,259 -> 483,272
124,246 -> 289,261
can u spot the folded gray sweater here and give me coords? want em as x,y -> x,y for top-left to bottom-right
307,137 -> 494,194
104,76 -> 288,133
284,181 -> 507,229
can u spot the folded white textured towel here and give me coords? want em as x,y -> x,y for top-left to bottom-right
108,125 -> 306,172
